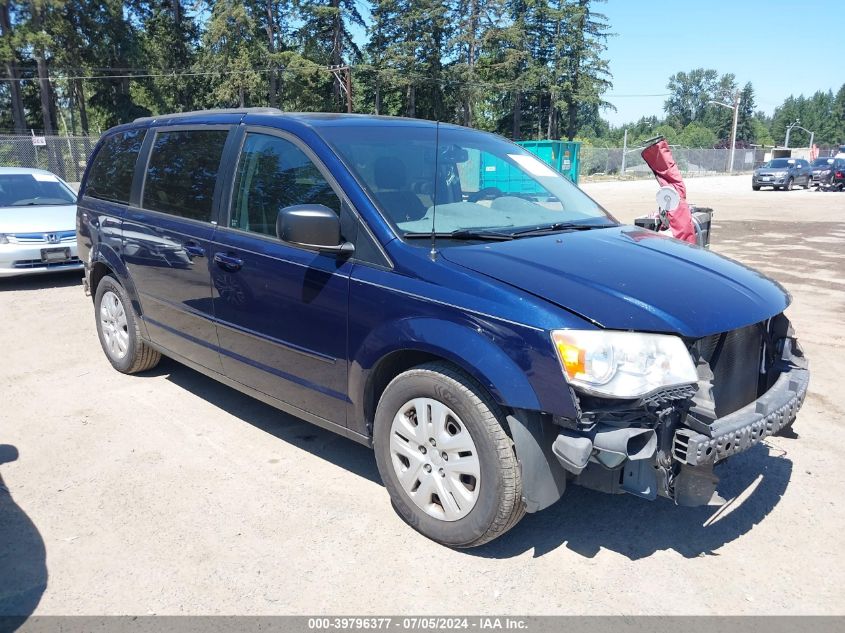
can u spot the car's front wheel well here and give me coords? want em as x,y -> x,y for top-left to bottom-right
364,351 -> 507,438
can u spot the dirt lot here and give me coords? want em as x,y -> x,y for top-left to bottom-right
1,175 -> 844,616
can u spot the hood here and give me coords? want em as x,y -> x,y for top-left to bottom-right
440,226 -> 789,339
0,204 -> 77,234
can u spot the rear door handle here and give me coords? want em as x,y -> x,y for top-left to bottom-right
184,242 -> 205,257
214,252 -> 243,272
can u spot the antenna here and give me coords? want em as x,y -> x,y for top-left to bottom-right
429,121 -> 440,261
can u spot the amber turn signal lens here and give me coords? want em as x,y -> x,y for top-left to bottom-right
555,338 -> 585,379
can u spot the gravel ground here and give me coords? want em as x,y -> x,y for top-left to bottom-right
1,175 -> 843,616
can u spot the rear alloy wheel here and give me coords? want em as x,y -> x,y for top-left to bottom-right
373,362 -> 524,547
785,177 -> 794,191
95,275 -> 161,374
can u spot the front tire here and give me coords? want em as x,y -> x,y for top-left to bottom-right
95,275 -> 161,374
785,177 -> 794,191
373,362 -> 525,548
752,185 -> 760,191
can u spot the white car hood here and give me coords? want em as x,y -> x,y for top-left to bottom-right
0,204 -> 77,234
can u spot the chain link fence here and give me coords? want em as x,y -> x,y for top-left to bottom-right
0,135 -> 96,183
579,146 -> 770,178
0,134 -> 769,184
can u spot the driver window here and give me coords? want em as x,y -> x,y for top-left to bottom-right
231,133 -> 341,236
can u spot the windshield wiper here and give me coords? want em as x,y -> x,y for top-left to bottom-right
403,229 -> 514,241
508,222 -> 613,238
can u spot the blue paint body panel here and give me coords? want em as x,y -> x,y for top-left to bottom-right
76,111 -> 791,440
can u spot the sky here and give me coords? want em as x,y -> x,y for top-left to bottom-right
599,0 -> 844,126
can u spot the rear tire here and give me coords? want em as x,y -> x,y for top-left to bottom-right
373,362 -> 525,548
95,275 -> 160,374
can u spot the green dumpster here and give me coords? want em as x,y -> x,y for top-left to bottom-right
477,140 -> 581,193
517,140 -> 580,184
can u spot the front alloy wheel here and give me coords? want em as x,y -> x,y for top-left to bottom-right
374,362 -> 525,548
389,397 -> 481,521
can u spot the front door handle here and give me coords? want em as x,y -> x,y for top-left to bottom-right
214,252 -> 244,272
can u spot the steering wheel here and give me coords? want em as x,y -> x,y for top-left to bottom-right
467,187 -> 504,203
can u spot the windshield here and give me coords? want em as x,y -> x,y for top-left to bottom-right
0,173 -> 76,207
321,124 -> 614,238
766,159 -> 794,169
812,158 -> 834,167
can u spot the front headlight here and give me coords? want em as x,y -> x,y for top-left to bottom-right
551,330 -> 698,398
0,234 -> 9,245
774,171 -> 787,177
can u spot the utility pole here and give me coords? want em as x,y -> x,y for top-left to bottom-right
728,92 -> 739,173
328,65 -> 353,113
709,95 -> 739,174
785,121 -> 796,148
620,129 -> 628,175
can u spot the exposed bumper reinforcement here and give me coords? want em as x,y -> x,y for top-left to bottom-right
673,362 -> 809,466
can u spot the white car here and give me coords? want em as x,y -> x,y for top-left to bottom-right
0,167 -> 82,277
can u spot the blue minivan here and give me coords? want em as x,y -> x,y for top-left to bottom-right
77,109 -> 809,547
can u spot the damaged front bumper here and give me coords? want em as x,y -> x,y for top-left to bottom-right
673,352 -> 808,467
549,319 -> 809,507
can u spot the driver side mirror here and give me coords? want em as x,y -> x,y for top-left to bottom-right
276,205 -> 354,255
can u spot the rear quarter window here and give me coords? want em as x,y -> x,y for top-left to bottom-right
84,129 -> 145,204
142,129 -> 229,222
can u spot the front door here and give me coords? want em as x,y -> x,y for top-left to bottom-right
123,127 -> 231,371
211,130 -> 352,426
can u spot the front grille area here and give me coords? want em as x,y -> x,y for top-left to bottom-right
7,230 -> 76,244
693,323 -> 763,418
12,256 -> 81,269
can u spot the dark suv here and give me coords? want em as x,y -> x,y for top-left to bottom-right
752,158 -> 812,190
77,109 -> 809,547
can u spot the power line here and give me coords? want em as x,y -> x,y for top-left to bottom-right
0,63 -> 670,100
0,67 -> 286,82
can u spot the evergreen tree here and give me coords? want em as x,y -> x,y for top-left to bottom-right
0,1 -> 27,132
85,0 -> 148,127
558,0 -> 612,140
298,0 -> 365,108
197,0 -> 266,107
136,0 -> 201,114
833,84 -> 845,144
735,82 -> 755,144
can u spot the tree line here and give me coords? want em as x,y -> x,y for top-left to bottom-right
581,68 -> 845,150
1,2 -> 842,148
0,0 -> 612,140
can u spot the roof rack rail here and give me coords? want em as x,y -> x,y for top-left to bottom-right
133,107 -> 283,124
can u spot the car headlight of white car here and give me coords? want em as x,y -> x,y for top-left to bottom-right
0,234 -> 9,245
551,330 -> 698,398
